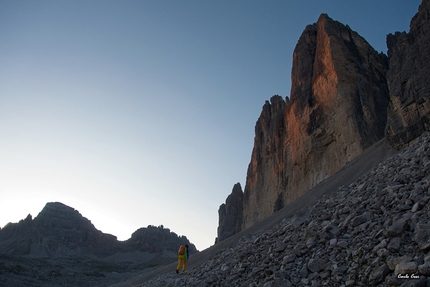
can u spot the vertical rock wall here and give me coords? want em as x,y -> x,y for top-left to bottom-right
385,0 -> 430,148
218,0 -> 430,242
217,13 -> 391,240
241,14 -> 390,230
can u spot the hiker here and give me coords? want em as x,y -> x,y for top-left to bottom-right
176,244 -> 189,273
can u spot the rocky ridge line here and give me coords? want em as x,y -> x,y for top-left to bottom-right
0,203 -> 198,286
138,132 -> 430,286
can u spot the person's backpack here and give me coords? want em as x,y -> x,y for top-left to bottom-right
178,245 -> 185,255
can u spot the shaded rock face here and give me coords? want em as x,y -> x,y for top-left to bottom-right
239,14 -> 390,231
385,0 -> 430,148
217,183 -> 243,243
127,225 -> 198,255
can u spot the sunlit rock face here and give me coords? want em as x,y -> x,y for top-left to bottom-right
241,14 -> 390,230
385,0 -> 430,148
218,13 -> 390,240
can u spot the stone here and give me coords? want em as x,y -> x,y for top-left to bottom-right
299,264 -> 309,278
373,238 -> 388,254
369,264 -> 390,285
413,223 -> 430,247
420,242 -> 430,251
307,258 -> 326,273
412,202 -> 421,213
387,218 -> 409,237
329,238 -> 337,246
395,261 -> 418,276
282,254 -> 296,264
306,237 -> 317,248
337,240 -> 348,249
397,277 -> 427,287
387,237 -> 402,252
418,261 -> 430,276
350,215 -> 367,227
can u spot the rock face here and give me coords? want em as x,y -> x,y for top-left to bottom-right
218,0 -> 430,241
221,13 -> 390,236
0,202 -> 197,286
217,183 -> 243,243
137,131 -> 430,287
385,0 -> 430,148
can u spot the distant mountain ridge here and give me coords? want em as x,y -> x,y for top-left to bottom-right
0,202 -> 197,286
217,0 -> 430,242
0,202 -> 197,258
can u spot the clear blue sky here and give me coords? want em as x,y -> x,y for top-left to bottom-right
0,0 -> 420,250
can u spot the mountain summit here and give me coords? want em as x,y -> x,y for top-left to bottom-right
218,0 -> 430,243
218,13 -> 391,242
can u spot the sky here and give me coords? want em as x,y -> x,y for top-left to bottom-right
0,0 -> 421,251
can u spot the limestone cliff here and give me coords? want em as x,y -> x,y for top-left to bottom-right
241,14 -> 390,230
218,0 -> 430,243
385,0 -> 430,148
218,13 -> 391,239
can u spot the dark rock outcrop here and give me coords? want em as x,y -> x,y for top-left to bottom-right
127,225 -> 197,255
217,183 -> 243,243
385,0 -> 430,148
